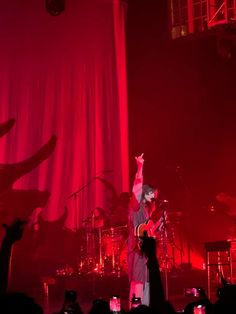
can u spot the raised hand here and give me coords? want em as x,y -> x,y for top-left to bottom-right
0,132 -> 57,224
140,235 -> 157,259
135,153 -> 144,169
2,219 -> 27,245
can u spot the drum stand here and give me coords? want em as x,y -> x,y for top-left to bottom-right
101,227 -> 123,277
161,235 -> 169,299
159,209 -> 170,299
98,228 -> 104,274
110,228 -> 118,275
85,216 -> 104,275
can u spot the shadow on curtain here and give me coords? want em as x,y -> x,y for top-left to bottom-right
0,0 -> 128,287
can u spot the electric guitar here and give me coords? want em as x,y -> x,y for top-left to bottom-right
135,218 -> 162,238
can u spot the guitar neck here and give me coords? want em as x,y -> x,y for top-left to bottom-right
151,220 -> 161,232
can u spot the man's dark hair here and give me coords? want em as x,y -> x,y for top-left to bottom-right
142,184 -> 157,198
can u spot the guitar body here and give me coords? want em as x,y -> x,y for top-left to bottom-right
135,219 -> 160,237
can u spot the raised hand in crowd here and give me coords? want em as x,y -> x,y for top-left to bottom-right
140,234 -> 157,260
140,236 -> 167,313
0,219 -> 27,293
2,219 -> 27,245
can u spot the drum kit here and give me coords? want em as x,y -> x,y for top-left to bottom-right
75,210 -> 128,277
56,204 -> 183,278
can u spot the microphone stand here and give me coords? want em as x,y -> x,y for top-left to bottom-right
68,181 -> 97,274
67,172 -> 108,276
67,170 -> 114,230
67,172 -> 107,229
68,177 -> 97,200
67,177 -> 97,231
68,170 -> 112,199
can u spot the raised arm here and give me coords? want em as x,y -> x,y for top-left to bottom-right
131,153 -> 144,206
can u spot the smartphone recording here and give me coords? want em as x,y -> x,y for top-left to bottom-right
193,304 -> 206,314
109,295 -> 121,313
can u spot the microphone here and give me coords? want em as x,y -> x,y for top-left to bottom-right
159,199 -> 169,207
151,198 -> 158,203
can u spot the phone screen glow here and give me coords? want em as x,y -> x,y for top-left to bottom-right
109,296 -> 121,312
193,305 -> 206,314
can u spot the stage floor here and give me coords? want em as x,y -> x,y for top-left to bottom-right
28,268 -> 208,313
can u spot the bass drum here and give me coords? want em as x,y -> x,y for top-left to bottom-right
102,234 -> 123,257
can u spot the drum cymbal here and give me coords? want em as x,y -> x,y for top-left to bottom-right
102,225 -> 127,233
83,206 -> 107,229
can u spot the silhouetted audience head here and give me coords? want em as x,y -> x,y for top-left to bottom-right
183,286 -> 213,314
0,292 -> 43,314
57,290 -> 83,314
214,284 -> 236,314
129,304 -> 153,314
89,299 -> 110,314
162,300 -> 176,314
217,284 -> 236,302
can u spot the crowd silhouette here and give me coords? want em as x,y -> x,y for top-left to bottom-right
1,218 -> 236,314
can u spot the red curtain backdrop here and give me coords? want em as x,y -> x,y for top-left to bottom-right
0,0 -> 129,231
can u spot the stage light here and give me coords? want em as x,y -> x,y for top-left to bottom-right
46,0 -> 65,16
